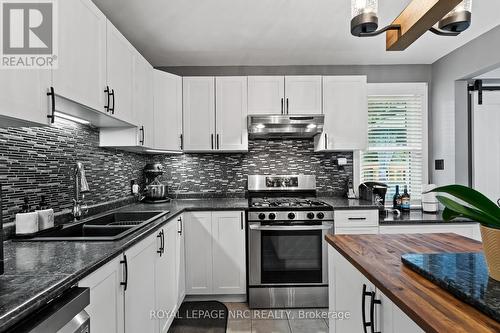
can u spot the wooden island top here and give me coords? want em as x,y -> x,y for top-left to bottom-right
326,233 -> 500,333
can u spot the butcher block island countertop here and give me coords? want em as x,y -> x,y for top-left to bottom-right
325,233 -> 500,333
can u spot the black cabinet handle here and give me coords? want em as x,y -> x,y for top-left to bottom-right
161,230 -> 165,254
241,212 -> 244,230
180,134 -> 183,150
178,217 -> 183,235
281,98 -> 284,114
109,89 -> 115,114
324,133 -> 328,150
139,126 -> 145,145
348,217 -> 367,221
120,254 -> 128,291
362,284 -> 372,333
47,87 -> 55,123
157,230 -> 163,256
216,134 -> 220,150
286,98 -> 289,114
369,291 -> 382,333
104,86 -> 110,112
211,134 -> 214,149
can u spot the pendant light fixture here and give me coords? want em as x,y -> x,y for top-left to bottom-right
350,0 -> 472,41
350,0 -> 401,36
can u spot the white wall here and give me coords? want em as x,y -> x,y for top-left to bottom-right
431,25 -> 500,186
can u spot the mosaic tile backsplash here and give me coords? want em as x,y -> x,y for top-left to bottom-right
0,120 -> 353,225
0,119 -> 145,224
152,139 -> 353,198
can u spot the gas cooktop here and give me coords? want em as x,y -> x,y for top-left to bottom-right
249,197 -> 330,209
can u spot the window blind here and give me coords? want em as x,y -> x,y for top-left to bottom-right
361,94 -> 425,203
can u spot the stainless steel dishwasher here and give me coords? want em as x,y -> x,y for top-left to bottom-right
10,287 -> 90,333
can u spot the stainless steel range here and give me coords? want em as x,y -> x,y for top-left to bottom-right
247,175 -> 333,309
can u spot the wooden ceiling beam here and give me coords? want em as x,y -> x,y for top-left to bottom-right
386,0 -> 463,51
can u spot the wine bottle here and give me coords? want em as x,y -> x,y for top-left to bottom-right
401,185 -> 411,212
393,185 -> 401,209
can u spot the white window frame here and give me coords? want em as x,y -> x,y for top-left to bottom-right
354,82 -> 429,205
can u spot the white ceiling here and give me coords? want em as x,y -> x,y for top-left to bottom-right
92,0 -> 500,67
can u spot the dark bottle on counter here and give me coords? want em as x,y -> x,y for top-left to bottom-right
36,195 -> 49,210
393,185 -> 402,210
401,185 -> 411,212
21,197 -> 30,213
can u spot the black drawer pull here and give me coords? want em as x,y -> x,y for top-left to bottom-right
362,284 -> 372,333
348,217 -> 367,221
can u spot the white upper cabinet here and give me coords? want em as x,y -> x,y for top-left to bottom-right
0,70 -> 50,127
106,21 -> 135,124
248,76 -> 285,115
153,70 -> 183,152
132,53 -> 154,147
315,76 -> 367,151
183,77 -> 216,152
284,76 -> 322,114
52,0 -> 106,113
215,77 -> 248,151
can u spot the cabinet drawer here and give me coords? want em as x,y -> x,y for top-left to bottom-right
334,210 -> 379,227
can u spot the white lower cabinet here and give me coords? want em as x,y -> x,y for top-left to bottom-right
175,215 -> 186,306
78,256 -> 125,333
329,247 -> 423,333
334,210 -> 379,235
185,211 -> 246,295
155,222 -> 179,332
124,232 -> 158,333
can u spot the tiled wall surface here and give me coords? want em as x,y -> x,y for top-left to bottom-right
152,139 -> 353,197
0,122 -> 353,224
0,119 -> 145,224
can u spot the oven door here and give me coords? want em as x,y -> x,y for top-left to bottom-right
248,222 -> 332,286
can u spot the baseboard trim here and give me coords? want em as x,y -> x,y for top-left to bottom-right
185,294 -> 247,303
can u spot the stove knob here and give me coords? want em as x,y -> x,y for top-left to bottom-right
317,212 -> 325,219
258,213 -> 266,220
268,213 -> 276,220
307,212 -> 315,219
288,212 -> 296,220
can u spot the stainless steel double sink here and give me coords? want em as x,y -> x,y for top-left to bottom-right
18,211 -> 169,241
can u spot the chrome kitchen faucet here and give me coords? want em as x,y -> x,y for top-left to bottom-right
72,162 -> 89,219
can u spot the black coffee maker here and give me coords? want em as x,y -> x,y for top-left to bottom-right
359,182 -> 389,211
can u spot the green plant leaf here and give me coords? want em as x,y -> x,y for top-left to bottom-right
435,195 -> 499,227
428,185 -> 500,223
442,207 -> 461,221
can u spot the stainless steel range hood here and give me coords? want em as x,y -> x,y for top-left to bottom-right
248,115 -> 324,139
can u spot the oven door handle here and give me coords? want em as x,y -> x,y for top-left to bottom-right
248,223 -> 333,231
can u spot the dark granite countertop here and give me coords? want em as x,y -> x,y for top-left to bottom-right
402,252 -> 500,322
380,210 -> 475,225
0,196 -> 468,331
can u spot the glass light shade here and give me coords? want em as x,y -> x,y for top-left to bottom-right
443,0 -> 472,18
351,0 -> 378,19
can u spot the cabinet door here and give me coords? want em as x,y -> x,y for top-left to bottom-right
184,212 -> 213,294
315,76 -> 367,151
52,0 -> 106,112
156,224 -> 178,333
133,53 -> 154,147
78,257 -> 125,333
248,76 -> 285,115
175,215 -> 186,306
124,233 -> 157,333
107,21 -> 135,124
0,70 -> 50,127
182,77 -> 215,151
215,77 -> 248,151
284,76 -> 322,114
211,211 -> 246,294
329,246 -> 375,333
153,70 -> 183,151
